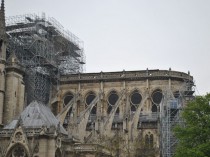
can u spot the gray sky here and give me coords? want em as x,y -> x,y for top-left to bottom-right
5,0 -> 210,95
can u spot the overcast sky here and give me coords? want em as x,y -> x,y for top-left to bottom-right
5,0 -> 210,95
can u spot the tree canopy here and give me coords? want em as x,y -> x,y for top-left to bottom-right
174,94 -> 210,157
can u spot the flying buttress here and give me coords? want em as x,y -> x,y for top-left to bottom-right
56,92 -> 80,125
77,93 -> 101,130
103,89 -> 126,134
131,94 -> 149,130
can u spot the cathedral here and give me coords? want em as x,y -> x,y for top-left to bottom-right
0,1 -> 194,157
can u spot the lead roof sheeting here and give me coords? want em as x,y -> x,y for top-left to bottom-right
4,101 -> 67,135
3,120 -> 18,129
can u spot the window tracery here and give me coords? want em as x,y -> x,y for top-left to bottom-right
107,90 -> 119,114
85,91 -> 97,114
85,91 -> 96,108
145,132 -> 154,148
85,91 -> 97,128
63,92 -> 74,129
10,145 -> 27,157
151,89 -> 163,112
63,93 -> 74,107
15,132 -> 23,141
130,90 -> 142,112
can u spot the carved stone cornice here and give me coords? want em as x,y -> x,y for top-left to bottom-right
60,70 -> 193,84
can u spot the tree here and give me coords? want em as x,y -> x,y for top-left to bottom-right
174,94 -> 210,157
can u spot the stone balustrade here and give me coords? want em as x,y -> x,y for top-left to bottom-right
60,69 -> 193,83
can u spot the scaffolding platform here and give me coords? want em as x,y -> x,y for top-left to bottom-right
5,13 -> 86,104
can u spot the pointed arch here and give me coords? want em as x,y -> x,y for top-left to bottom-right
5,143 -> 30,157
151,88 -> 163,113
151,89 -> 163,105
130,89 -> 142,112
55,148 -> 62,157
145,132 -> 154,148
85,91 -> 96,108
63,91 -> 74,107
107,90 -> 119,114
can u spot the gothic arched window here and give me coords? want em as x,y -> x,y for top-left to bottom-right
63,107 -> 72,129
85,91 -> 96,108
63,92 -> 74,129
130,90 -> 142,112
9,144 -> 28,157
0,39 -> 3,54
55,149 -> 62,157
151,89 -> 163,112
107,90 -> 119,114
63,92 -> 74,107
85,91 -> 97,115
145,133 -> 154,148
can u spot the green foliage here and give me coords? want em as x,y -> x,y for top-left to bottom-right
174,94 -> 210,157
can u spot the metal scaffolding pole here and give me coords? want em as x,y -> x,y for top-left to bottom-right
160,80 -> 194,157
5,13 -> 86,104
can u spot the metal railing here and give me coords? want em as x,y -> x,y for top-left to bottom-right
139,112 -> 159,122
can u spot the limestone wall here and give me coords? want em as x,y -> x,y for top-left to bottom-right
0,63 -> 5,124
50,70 -> 193,157
4,71 -> 25,124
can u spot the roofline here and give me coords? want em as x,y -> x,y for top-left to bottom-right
60,69 -> 193,84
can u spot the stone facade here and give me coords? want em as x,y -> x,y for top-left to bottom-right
0,1 -> 194,157
0,101 -> 112,157
50,70 -> 193,157
3,53 -> 25,124
0,0 -> 6,125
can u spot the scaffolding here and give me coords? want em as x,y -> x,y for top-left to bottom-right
160,80 -> 194,157
5,13 -> 85,104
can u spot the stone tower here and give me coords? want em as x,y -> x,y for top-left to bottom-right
3,52 -> 25,124
0,0 -> 6,125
